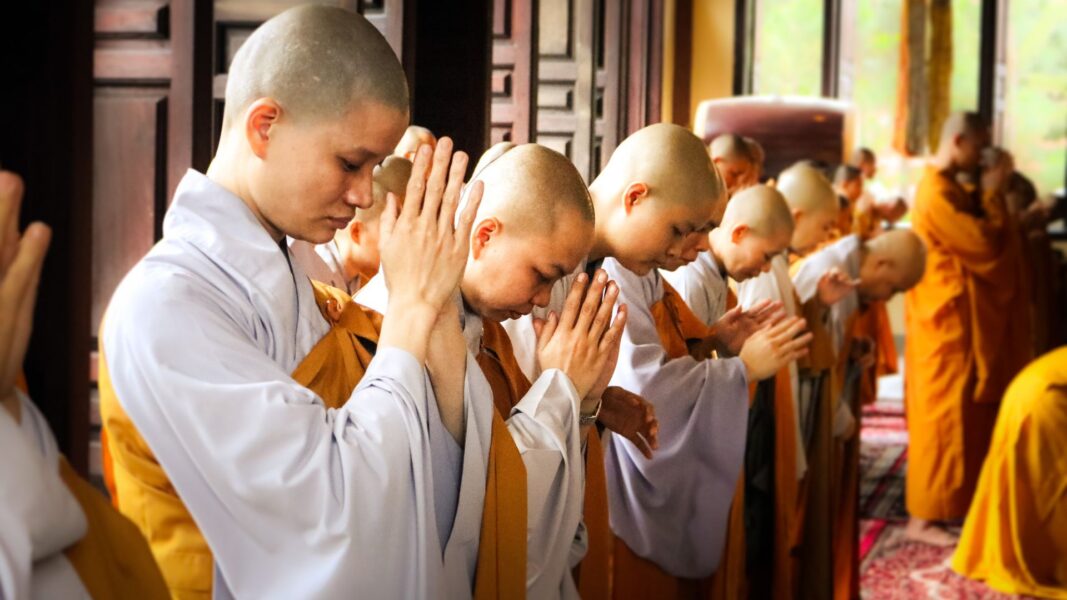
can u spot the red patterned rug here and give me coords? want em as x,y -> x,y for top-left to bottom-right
857,393 -> 1026,599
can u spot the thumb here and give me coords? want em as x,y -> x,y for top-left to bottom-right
379,192 -> 399,241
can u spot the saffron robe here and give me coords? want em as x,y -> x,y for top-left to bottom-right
904,165 -> 1031,521
951,346 -> 1067,598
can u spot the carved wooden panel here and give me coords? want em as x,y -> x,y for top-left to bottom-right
536,0 -> 597,181
490,0 -> 537,144
90,0 -> 213,482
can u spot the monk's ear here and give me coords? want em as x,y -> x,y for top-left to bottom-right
245,98 -> 282,159
622,183 -> 650,214
791,208 -> 804,223
731,224 -> 749,244
471,217 -> 500,259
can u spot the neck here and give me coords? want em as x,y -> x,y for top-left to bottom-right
206,137 -> 285,242
588,186 -> 614,262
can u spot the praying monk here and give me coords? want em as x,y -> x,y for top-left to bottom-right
709,133 -> 756,197
503,124 -> 809,598
742,136 -> 765,186
395,124 -> 437,161
98,7 -> 496,598
662,185 -> 810,599
357,143 -> 640,598
832,165 -> 863,239
471,141 -> 516,178
736,163 -> 844,599
0,171 -> 168,598
951,345 -> 1067,598
793,229 -> 927,600
904,112 -> 1032,546
289,154 -> 412,294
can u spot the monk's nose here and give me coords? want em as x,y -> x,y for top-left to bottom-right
345,175 -> 374,209
532,287 -> 552,308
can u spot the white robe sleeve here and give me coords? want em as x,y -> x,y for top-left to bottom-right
505,370 -> 584,599
601,259 -> 750,578
0,392 -> 89,600
102,280 -> 465,599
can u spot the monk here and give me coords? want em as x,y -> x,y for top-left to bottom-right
793,228 -> 927,600
357,143 -> 642,598
472,141 -> 516,178
904,111 -> 1032,546
742,136 -> 765,186
951,345 -> 1067,598
289,154 -> 412,293
832,165 -> 863,238
395,124 -> 437,160
663,184 -> 809,599
98,7 -> 497,598
0,171 -> 168,598
709,133 -> 756,197
736,162 -> 845,599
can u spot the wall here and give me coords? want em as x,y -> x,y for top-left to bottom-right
685,0 -> 736,127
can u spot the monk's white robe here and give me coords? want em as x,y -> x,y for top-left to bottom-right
0,391 -> 90,600
358,274 -> 588,599
601,258 -> 749,577
792,235 -> 862,436
660,250 -> 729,325
101,170 -> 494,599
737,253 -> 808,476
287,238 -> 357,295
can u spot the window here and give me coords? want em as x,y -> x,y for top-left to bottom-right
1001,0 -> 1067,195
753,0 -> 824,97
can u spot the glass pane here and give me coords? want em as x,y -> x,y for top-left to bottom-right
753,0 -> 824,97
1003,0 -> 1067,195
950,0 -> 982,111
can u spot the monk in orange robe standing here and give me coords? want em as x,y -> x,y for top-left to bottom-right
903,111 -> 1032,545
951,345 -> 1067,598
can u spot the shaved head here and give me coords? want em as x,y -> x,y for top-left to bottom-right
472,141 -> 516,179
938,112 -> 988,152
472,144 -> 593,235
834,164 -> 862,186
859,229 -> 927,300
935,111 -> 990,172
361,155 -> 412,222
597,123 -> 724,210
395,125 -> 436,159
722,185 -> 794,238
222,5 -> 408,131
743,137 -> 765,165
777,163 -> 838,214
710,134 -> 754,162
851,147 -> 875,166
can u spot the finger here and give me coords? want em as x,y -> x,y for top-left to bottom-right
748,299 -> 772,317
532,316 -> 544,340
633,431 -> 654,460
538,311 -> 559,349
421,137 -> 454,224
454,180 -> 483,255
401,144 -> 433,223
575,269 -> 609,335
558,272 -> 589,331
780,332 -> 814,355
719,305 -> 743,323
585,278 -> 617,341
378,192 -> 400,241
599,303 -> 627,354
0,172 -> 24,274
771,317 -> 809,343
439,150 -> 469,236
9,224 -> 51,368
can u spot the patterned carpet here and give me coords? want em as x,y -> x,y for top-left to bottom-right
857,374 -> 1028,599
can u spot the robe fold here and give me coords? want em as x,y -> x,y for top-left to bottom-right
100,169 -> 492,599
1,389 -> 168,599
357,273 -> 587,599
951,346 -> 1067,598
602,259 -> 749,591
904,165 -> 1031,521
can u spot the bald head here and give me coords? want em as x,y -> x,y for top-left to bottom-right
361,155 -> 412,221
395,125 -> 436,160
472,141 -> 516,179
473,144 -> 592,235
777,163 -> 838,214
222,6 -> 407,132
722,185 -> 794,238
936,111 -> 990,171
743,137 -> 765,166
596,123 -> 724,211
860,229 -> 927,300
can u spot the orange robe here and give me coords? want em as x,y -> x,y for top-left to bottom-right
477,319 -> 610,599
101,282 -> 528,598
904,166 -> 1032,521
951,346 -> 1067,598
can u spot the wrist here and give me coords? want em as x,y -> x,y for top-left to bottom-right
379,299 -> 440,362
